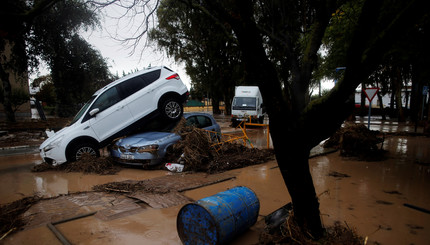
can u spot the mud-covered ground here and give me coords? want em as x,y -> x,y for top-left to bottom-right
0,118 -> 70,148
1,117 -> 429,244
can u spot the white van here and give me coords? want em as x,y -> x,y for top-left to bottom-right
231,86 -> 265,125
40,66 -> 188,165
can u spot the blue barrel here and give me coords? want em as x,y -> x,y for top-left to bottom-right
177,186 -> 260,244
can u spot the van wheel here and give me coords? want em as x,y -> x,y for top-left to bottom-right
68,142 -> 99,162
259,116 -> 264,124
161,98 -> 183,120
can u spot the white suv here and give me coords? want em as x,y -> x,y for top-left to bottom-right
40,66 -> 188,165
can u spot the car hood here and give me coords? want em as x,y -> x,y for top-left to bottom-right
115,131 -> 180,146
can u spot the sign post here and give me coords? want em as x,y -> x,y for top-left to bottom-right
364,87 -> 379,129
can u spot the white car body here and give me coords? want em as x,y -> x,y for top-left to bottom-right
40,66 -> 188,165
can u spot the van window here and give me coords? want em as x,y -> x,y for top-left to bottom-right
118,69 -> 161,98
232,97 -> 256,110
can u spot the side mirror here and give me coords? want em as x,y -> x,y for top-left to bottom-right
89,108 -> 100,117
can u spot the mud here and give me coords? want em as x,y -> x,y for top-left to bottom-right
0,196 -> 40,237
260,217 -> 363,245
1,117 -> 429,244
32,155 -> 121,175
0,118 -> 71,148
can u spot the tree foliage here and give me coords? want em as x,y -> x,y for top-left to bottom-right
153,0 -> 427,238
29,0 -> 114,117
149,0 -> 244,114
321,0 -> 430,121
48,0 -> 427,239
1,0 -> 114,119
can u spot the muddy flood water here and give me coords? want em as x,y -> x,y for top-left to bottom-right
1,122 -> 430,244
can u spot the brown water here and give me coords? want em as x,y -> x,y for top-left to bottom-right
1,134 -> 429,244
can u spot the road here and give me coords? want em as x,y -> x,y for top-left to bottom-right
1,119 -> 429,244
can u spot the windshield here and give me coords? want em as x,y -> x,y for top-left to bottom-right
70,96 -> 96,125
232,97 -> 257,110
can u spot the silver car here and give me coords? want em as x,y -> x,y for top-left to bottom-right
110,113 -> 221,166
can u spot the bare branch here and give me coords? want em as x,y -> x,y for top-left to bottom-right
85,0 -> 160,59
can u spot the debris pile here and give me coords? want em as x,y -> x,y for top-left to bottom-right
168,120 -> 274,173
33,118 -> 274,175
32,155 -> 121,175
0,196 -> 40,239
324,124 -> 385,160
260,211 -> 364,245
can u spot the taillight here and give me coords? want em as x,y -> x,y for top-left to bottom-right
166,73 -> 180,80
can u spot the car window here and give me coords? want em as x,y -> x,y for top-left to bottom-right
117,69 -> 161,98
90,86 -> 122,113
72,96 -> 95,124
186,115 -> 212,128
196,115 -> 212,128
186,116 -> 198,127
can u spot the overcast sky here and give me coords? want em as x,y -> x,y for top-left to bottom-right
81,27 -> 192,89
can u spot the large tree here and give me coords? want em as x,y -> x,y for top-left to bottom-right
0,0 -> 54,121
321,0 -> 430,122
189,0 -> 427,237
89,0 -> 429,238
149,0 -> 243,115
1,0 -> 113,119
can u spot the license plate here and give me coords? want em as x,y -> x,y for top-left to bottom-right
120,154 -> 134,160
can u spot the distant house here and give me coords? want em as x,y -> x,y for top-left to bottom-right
355,87 -> 412,109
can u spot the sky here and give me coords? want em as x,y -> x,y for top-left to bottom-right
32,1 -> 337,95
80,1 -> 192,89
81,28 -> 192,90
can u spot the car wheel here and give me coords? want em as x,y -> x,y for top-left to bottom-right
161,98 -> 183,120
68,142 -> 99,162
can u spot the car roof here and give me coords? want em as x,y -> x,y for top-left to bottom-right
183,112 -> 215,118
92,66 -> 169,97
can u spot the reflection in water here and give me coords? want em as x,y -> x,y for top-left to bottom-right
313,135 -> 430,245
34,175 -> 69,197
396,137 -> 408,155
1,132 -> 429,245
312,157 -> 329,188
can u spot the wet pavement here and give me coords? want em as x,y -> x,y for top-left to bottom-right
1,117 -> 430,244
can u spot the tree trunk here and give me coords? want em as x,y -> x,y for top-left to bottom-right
212,97 -> 221,114
394,68 -> 405,122
0,65 -> 16,122
275,134 -> 323,237
377,92 -> 386,120
360,85 -> 366,117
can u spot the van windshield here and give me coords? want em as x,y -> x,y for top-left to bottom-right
232,97 -> 256,110
70,96 -> 96,125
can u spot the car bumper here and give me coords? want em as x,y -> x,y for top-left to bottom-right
39,147 -> 67,165
110,150 -> 162,166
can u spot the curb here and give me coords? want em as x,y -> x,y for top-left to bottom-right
0,145 -> 33,151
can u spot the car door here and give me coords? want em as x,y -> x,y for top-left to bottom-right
88,86 -> 133,141
120,69 -> 161,119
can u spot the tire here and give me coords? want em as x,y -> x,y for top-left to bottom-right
68,142 -> 99,162
259,116 -> 264,124
160,98 -> 183,121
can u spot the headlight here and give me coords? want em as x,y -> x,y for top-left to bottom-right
43,135 -> 64,152
137,144 -> 159,153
